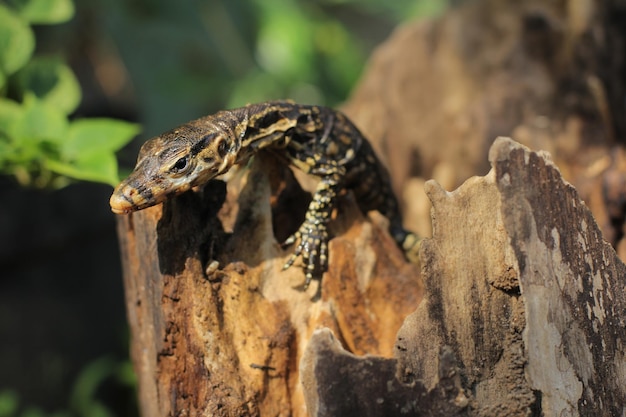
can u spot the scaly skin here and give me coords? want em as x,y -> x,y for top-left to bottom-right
110,100 -> 420,288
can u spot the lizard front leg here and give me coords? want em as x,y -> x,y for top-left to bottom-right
282,162 -> 345,289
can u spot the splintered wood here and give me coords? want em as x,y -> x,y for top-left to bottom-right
301,138 -> 626,417
116,153 -> 422,417
117,137 -> 626,416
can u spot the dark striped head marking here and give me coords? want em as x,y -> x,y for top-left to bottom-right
110,116 -> 239,214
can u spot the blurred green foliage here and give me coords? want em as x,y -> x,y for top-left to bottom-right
0,0 -> 139,188
0,0 -> 447,188
92,0 -> 446,138
0,357 -> 136,417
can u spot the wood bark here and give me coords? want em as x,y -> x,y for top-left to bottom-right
116,0 -> 626,416
117,154 -> 422,417
301,137 -> 626,416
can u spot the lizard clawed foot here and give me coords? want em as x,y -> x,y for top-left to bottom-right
282,219 -> 329,290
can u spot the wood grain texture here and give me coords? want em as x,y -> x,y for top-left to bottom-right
116,153 -> 422,417
301,138 -> 626,416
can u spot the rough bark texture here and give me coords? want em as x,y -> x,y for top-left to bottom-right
300,329 -> 468,417
300,138 -> 626,416
116,1 -> 626,416
117,154 -> 422,417
400,137 -> 626,416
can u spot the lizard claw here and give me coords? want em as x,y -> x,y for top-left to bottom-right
282,249 -> 299,270
282,232 -> 298,248
282,220 -> 329,289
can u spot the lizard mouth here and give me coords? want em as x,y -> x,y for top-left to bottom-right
109,180 -> 155,214
110,180 -> 176,214
109,191 -> 137,214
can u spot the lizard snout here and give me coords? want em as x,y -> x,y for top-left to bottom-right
110,180 -> 152,214
109,186 -> 136,214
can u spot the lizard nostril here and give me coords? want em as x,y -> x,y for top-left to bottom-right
110,191 -> 134,214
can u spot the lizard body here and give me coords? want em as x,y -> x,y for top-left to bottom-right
110,100 -> 420,287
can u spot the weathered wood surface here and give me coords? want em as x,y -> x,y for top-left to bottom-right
116,0 -> 626,415
116,153 -> 422,417
301,137 -> 626,416
118,137 -> 626,416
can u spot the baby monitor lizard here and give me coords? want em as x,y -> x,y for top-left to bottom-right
110,100 -> 420,288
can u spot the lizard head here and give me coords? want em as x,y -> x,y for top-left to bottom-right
110,119 -> 240,214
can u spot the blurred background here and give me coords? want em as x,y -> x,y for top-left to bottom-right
0,0 -> 448,416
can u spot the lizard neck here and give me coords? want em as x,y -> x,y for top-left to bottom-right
236,101 -> 301,159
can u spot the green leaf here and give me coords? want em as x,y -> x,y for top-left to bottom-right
10,94 -> 68,144
46,152 -> 119,186
0,97 -> 60,172
0,4 -> 35,75
15,57 -> 82,114
116,360 -> 137,387
0,99 -> 21,167
0,98 -> 22,134
62,118 -> 140,159
0,141 -> 13,167
255,1 -> 315,78
69,357 -> 116,414
8,0 -> 75,24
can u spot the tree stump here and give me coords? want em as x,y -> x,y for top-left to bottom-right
116,1 -> 626,415
116,153 -> 422,417
118,137 -> 626,416
300,137 -> 626,416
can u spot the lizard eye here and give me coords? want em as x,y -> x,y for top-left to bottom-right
217,140 -> 228,157
170,155 -> 190,174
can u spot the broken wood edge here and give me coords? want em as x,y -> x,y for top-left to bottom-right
301,137 -> 626,416
300,328 -> 469,417
491,137 -> 626,416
